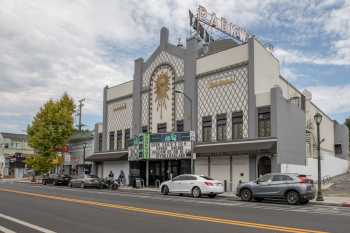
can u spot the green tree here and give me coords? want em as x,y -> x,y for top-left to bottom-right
26,93 -> 75,174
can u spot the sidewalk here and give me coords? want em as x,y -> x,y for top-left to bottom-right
310,196 -> 350,207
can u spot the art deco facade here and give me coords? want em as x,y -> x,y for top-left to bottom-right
88,28 -> 349,189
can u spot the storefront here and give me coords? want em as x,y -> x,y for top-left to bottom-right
128,132 -> 193,186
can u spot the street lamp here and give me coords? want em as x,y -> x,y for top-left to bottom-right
82,142 -> 87,174
175,89 -> 194,174
314,112 -> 324,201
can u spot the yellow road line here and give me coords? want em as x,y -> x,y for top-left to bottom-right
0,188 -> 328,233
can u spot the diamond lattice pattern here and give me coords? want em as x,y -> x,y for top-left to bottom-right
106,98 -> 133,150
141,50 -> 184,128
197,66 -> 248,142
175,82 -> 184,121
142,51 -> 184,89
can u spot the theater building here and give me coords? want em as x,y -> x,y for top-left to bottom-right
88,27 -> 349,190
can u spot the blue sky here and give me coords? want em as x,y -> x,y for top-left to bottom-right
0,0 -> 349,133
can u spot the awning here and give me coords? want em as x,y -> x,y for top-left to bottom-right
85,151 -> 128,162
194,138 -> 277,154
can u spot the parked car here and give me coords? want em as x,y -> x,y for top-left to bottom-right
68,174 -> 102,189
42,174 -> 71,186
236,173 -> 315,205
160,174 -> 224,198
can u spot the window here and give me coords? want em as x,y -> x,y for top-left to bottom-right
172,175 -> 185,181
116,130 -> 122,150
157,123 -> 167,133
182,175 -> 197,180
272,175 -> 293,182
258,107 -> 271,137
202,116 -> 212,142
232,111 -> 243,139
200,176 -> 214,180
335,144 -> 342,154
216,113 -> 227,141
124,129 -> 130,149
98,133 -> 102,152
109,132 -> 115,151
176,120 -> 184,132
257,174 -> 271,182
142,126 -> 148,133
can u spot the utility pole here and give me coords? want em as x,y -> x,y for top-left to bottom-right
77,98 -> 85,132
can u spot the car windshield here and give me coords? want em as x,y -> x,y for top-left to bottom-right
200,176 -> 214,180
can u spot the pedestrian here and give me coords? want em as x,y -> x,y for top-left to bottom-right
108,170 -> 114,179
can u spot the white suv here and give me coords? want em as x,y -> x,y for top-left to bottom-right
160,174 -> 224,198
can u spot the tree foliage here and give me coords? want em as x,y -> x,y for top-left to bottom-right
25,93 -> 75,174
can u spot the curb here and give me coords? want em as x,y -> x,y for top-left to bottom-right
309,201 -> 350,208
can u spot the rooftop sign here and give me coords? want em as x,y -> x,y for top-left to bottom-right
195,5 -> 251,43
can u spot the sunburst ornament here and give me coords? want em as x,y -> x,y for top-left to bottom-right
154,71 -> 170,119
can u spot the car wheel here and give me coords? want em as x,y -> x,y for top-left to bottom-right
300,199 -> 309,205
192,187 -> 201,198
208,194 -> 217,198
286,190 -> 300,205
80,182 -> 85,189
240,188 -> 252,201
161,185 -> 169,195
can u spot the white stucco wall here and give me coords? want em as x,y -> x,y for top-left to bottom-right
254,39 -> 280,95
102,160 -> 129,185
277,77 -> 302,100
106,81 -> 133,101
196,44 -> 248,75
281,152 -> 349,180
305,101 -> 335,154
256,92 -> 271,107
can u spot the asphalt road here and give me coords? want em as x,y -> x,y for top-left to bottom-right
0,182 -> 349,233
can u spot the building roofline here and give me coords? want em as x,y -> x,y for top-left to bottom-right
278,75 -> 336,123
106,80 -> 133,90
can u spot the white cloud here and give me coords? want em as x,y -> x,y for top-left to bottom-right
0,0 -> 268,132
273,47 -> 350,65
0,0 -> 349,132
273,1 -> 350,66
306,84 -> 350,114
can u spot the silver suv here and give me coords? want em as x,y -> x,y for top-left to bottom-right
236,173 -> 316,205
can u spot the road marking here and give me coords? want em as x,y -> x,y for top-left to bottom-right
0,213 -> 56,233
0,188 -> 327,233
0,225 -> 16,233
10,183 -> 350,217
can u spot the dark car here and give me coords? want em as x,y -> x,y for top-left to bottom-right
236,173 -> 316,205
42,174 -> 72,186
